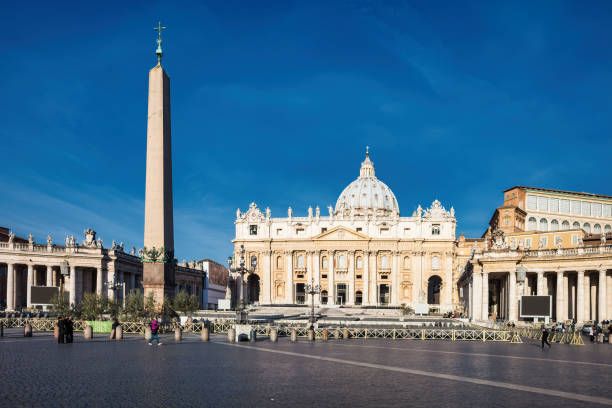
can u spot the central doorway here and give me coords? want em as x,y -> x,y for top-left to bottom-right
336,284 -> 347,305
295,283 -> 306,304
379,284 -> 390,305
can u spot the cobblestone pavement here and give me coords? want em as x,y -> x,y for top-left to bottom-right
0,330 -> 610,407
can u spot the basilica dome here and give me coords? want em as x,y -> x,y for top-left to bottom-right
334,149 -> 400,217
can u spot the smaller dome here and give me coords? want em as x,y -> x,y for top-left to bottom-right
334,148 -> 399,217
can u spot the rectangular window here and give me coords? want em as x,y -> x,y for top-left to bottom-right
321,227 -> 327,233
296,228 -> 304,236
380,227 -> 389,235
581,202 -> 591,216
404,228 -> 410,236
356,227 -> 362,232
537,196 -> 548,211
604,205 -> 612,217
559,199 -> 570,213
571,200 -> 581,215
249,225 -> 258,235
276,228 -> 283,235
592,203 -> 602,217
572,235 -> 578,245
527,195 -> 537,210
356,274 -> 362,279
549,198 -> 559,213
322,274 -> 328,279
525,238 -> 532,248
540,237 -> 548,247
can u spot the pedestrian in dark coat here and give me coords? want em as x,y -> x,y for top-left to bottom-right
57,316 -> 66,344
541,325 -> 551,349
66,316 -> 74,343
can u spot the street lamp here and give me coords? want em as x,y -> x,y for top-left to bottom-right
227,244 -> 257,324
305,277 -> 321,329
105,277 -> 126,308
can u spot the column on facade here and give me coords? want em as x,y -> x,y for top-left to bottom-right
481,272 -> 489,321
347,251 -> 355,305
536,271 -> 544,296
69,265 -> 77,306
129,272 -> 136,293
590,274 -> 597,321
576,270 -> 585,323
262,251 -> 272,304
444,253 -> 453,311
6,263 -> 15,310
472,269 -> 481,321
313,251 -> 321,306
363,251 -> 369,306
391,251 -> 399,306
555,271 -> 565,322
599,269 -> 607,321
285,251 -> 293,304
467,279 -> 473,319
508,270 -> 518,322
106,267 -> 116,300
328,250 -> 335,305
370,251 -> 378,306
26,264 -> 33,308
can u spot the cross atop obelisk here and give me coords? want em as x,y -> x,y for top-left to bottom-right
143,22 -> 175,307
154,21 -> 166,65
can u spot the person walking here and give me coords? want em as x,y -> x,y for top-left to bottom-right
541,325 -> 551,349
57,316 -> 66,344
65,316 -> 74,343
110,318 -> 120,340
149,316 -> 162,346
588,325 -> 595,342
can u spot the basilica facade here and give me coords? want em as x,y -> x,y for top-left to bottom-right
234,151 -> 459,311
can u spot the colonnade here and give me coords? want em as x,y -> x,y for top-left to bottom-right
466,267 -> 609,323
1,261 -> 139,310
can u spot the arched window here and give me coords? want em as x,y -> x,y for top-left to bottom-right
573,221 -> 581,229
583,223 -> 591,233
550,219 -> 559,231
403,256 -> 410,269
356,256 -> 363,269
276,256 -> 282,269
561,220 -> 570,230
432,224 -> 440,235
320,290 -> 328,304
539,218 -> 548,231
338,254 -> 346,269
431,256 -> 440,270
381,255 -> 389,269
594,224 -> 602,234
321,256 -> 328,270
605,225 -> 611,233
297,254 -> 305,268
528,217 -> 537,230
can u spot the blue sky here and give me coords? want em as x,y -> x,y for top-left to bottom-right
1,1 -> 611,263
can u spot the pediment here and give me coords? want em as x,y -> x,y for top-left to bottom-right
313,226 -> 369,241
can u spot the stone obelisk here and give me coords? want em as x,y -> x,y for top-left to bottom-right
143,22 -> 175,306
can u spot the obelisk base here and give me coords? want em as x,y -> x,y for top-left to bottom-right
143,263 -> 175,311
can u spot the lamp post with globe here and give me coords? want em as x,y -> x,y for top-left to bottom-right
305,277 -> 321,329
227,244 -> 257,324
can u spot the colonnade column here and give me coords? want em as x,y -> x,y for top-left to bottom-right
96,267 -> 103,296
285,251 -> 293,304
472,269 -> 481,321
576,270 -> 585,323
599,269 -> 607,321
26,264 -> 33,308
46,265 -> 53,287
314,251 -> 320,305
508,270 -> 517,322
481,272 -> 489,321
363,251 -> 369,306
6,263 -> 15,310
556,271 -> 565,322
536,271 -> 544,296
129,272 -> 136,293
69,265 -> 77,306
329,251 -> 335,305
